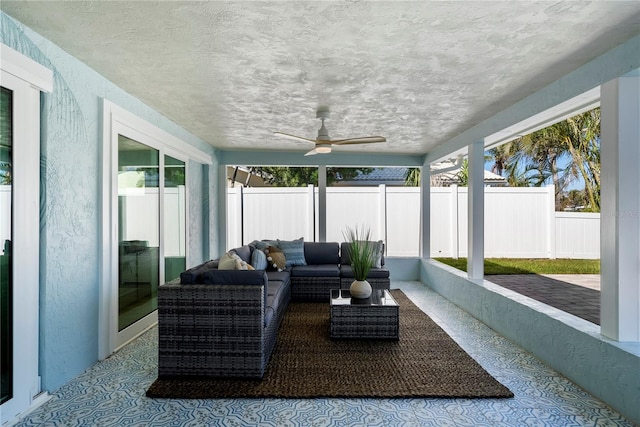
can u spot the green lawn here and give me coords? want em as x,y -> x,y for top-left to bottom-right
433,258 -> 600,275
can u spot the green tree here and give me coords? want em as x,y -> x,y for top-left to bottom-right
247,166 -> 374,187
558,189 -> 588,211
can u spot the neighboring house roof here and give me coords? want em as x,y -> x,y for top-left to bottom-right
432,169 -> 508,187
333,168 -> 408,186
335,167 -> 508,187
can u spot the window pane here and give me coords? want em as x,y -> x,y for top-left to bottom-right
0,86 -> 13,403
117,135 -> 159,331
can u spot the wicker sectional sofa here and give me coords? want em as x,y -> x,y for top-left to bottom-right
157,240 -> 390,379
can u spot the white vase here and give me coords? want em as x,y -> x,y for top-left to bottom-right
350,279 -> 372,299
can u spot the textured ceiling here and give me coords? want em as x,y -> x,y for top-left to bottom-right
2,1 -> 639,156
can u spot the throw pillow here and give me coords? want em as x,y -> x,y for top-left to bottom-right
230,252 -> 254,270
264,246 -> 286,272
218,252 -> 237,270
250,248 -> 268,270
276,237 -> 306,268
233,253 -> 245,270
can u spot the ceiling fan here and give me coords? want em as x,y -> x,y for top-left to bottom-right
274,108 -> 386,156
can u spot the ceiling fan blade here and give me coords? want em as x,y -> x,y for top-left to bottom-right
273,132 -> 316,144
304,148 -> 318,156
332,136 -> 387,145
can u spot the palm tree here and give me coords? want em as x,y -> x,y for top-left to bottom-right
518,128 -> 571,189
559,109 -> 601,211
488,108 -> 601,211
456,159 -> 469,186
488,143 -> 516,176
408,109 -> 601,206
404,168 -> 421,187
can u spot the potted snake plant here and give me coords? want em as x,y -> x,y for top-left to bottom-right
343,225 -> 377,298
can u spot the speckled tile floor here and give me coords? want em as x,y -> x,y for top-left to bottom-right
13,281 -> 636,427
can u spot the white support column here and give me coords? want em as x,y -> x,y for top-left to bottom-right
379,184 -> 387,245
218,165 -> 228,255
307,184 -> 315,240
547,184 -> 557,259
318,164 -> 327,242
421,165 -> 431,258
237,186 -> 245,246
467,141 -> 485,280
450,184 -> 459,259
600,72 -> 640,342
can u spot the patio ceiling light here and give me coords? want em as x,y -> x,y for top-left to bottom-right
315,145 -> 332,154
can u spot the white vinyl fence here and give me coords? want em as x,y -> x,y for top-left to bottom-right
227,185 -> 600,259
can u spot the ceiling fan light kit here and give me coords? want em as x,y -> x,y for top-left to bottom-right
314,145 -> 332,154
274,108 -> 386,156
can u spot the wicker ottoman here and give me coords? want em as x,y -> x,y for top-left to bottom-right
329,289 -> 399,340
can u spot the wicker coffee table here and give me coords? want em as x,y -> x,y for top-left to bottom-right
329,289 -> 399,340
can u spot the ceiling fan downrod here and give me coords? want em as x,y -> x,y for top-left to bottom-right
317,117 -> 330,141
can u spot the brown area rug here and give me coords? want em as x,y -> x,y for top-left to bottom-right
146,290 -> 513,399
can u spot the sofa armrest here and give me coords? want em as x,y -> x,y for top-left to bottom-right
158,282 -> 267,378
196,269 -> 269,314
180,259 -> 218,284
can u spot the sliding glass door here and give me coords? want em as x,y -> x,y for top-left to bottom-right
0,45 -> 50,424
102,100 -> 204,356
112,130 -> 188,350
117,136 -> 160,332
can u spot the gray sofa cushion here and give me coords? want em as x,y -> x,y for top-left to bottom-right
266,270 -> 291,282
179,259 -> 219,284
304,242 -> 339,265
340,264 -> 390,279
265,280 -> 288,327
291,264 -> 340,277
